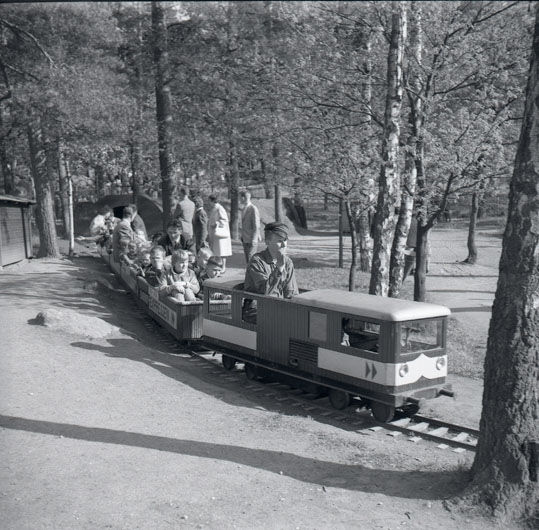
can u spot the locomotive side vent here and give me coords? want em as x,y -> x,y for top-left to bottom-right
289,339 -> 318,365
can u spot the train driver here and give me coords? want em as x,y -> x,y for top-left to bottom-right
242,221 -> 299,323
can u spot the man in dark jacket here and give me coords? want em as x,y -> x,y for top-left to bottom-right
128,203 -> 148,240
112,206 -> 135,262
173,187 -> 195,239
157,218 -> 195,256
242,221 -> 298,323
192,196 -> 209,252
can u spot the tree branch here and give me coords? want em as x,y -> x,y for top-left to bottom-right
0,18 -> 54,66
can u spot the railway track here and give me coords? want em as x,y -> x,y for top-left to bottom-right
188,347 -> 479,453
131,303 -> 479,453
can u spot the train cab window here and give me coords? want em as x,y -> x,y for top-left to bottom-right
341,318 -> 380,353
308,311 -> 327,342
400,319 -> 443,353
207,288 -> 232,320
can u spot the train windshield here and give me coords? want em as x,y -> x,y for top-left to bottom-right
399,318 -> 443,354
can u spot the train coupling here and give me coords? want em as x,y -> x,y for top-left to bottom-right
405,396 -> 426,407
438,385 -> 455,398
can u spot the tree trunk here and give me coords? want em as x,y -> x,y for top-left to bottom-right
57,139 -> 70,237
27,115 -> 60,258
344,199 -> 359,291
413,223 -> 429,302
293,175 -> 307,229
130,139 -> 142,205
464,7 -> 539,522
389,1 -> 421,298
228,138 -> 241,240
357,18 -> 374,273
265,1 -> 283,223
0,107 -> 13,195
388,187 -> 414,297
274,182 -> 283,223
463,191 -> 478,264
152,0 -> 176,230
389,141 -> 417,297
94,165 -> 104,199
369,3 -> 407,297
260,157 -> 274,199
65,160 -> 75,257
131,3 -> 144,205
357,208 -> 372,272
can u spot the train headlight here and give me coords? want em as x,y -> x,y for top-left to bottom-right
399,363 -> 409,378
436,357 -> 446,370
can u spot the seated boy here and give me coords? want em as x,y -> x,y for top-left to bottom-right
122,240 -> 139,267
134,228 -> 147,245
134,249 -> 152,277
118,237 -> 135,266
143,245 -> 168,288
197,255 -> 229,301
192,247 -> 213,276
163,249 -> 200,303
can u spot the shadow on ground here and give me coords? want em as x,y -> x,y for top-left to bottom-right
0,413 -> 468,501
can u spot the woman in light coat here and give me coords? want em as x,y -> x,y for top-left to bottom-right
208,195 -> 232,271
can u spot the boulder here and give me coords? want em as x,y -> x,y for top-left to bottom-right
32,308 -> 119,339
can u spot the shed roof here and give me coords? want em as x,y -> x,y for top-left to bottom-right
292,289 -> 450,322
0,194 -> 36,205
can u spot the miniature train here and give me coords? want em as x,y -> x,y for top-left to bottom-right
98,245 -> 453,423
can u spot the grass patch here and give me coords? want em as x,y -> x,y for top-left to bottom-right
445,317 -> 486,379
295,266 -> 370,291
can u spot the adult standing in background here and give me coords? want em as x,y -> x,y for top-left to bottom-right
128,203 -> 148,240
173,187 -> 195,239
89,205 -> 117,246
89,205 -> 114,237
192,196 -> 209,252
112,206 -> 135,262
208,195 -> 232,272
239,190 -> 261,263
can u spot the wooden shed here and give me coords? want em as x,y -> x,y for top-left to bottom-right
0,195 -> 35,268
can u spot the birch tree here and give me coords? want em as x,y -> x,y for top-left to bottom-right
369,3 -> 406,297
389,0 -> 421,297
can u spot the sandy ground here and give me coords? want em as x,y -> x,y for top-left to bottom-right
0,224 -> 519,530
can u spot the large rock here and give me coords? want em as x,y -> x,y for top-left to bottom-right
33,308 -> 119,339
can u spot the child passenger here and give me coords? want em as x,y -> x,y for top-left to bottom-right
119,237 -> 136,266
192,247 -> 213,276
134,249 -> 152,277
143,245 -> 168,287
197,255 -> 228,300
164,249 -> 200,302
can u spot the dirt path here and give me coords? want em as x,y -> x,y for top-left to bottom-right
0,226 -> 515,530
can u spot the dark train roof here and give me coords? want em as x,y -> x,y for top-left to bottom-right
293,289 -> 450,322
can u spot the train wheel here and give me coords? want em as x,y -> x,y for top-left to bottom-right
371,402 -> 396,423
400,403 -> 419,418
244,363 -> 258,380
222,355 -> 236,371
328,389 -> 351,410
